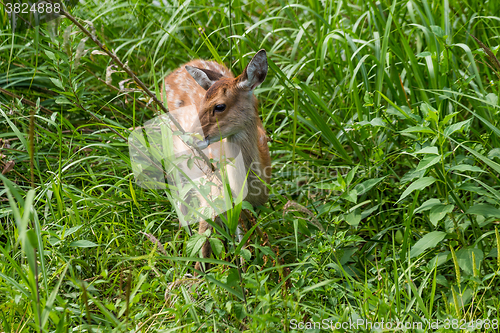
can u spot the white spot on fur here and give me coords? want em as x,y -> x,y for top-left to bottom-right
259,133 -> 266,145
174,75 -> 182,86
186,79 -> 197,92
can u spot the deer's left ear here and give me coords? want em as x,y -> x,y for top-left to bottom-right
237,49 -> 268,91
185,66 -> 223,90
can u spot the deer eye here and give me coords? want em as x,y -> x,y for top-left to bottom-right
214,104 -> 226,113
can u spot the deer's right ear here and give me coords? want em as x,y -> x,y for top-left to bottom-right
237,49 -> 268,91
185,66 -> 223,90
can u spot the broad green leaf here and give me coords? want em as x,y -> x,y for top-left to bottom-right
208,238 -> 224,258
415,198 -> 441,214
485,93 -> 498,106
443,119 -> 471,136
449,164 -> 485,173
415,146 -> 439,155
233,303 -> 246,320
226,268 -> 240,288
466,204 -> 500,218
341,190 -> 358,204
240,248 -> 251,261
401,168 -> 426,184
426,252 -> 450,270
488,148 -> 500,160
369,118 -> 386,127
186,233 -> 206,257
317,202 -> 341,216
354,177 -> 386,196
398,177 -> 436,203
187,157 -> 194,169
416,51 -> 432,57
401,126 -> 435,134
50,78 -> 64,90
431,25 -> 445,38
26,229 -> 39,248
345,209 -> 361,226
456,248 -> 483,276
457,184 -> 488,195
346,165 -> 359,186
338,172 -> 346,191
69,240 -> 99,248
45,50 -> 57,61
440,112 -> 459,126
55,96 -> 71,104
410,231 -> 447,258
416,155 -> 441,171
429,204 -> 454,226
241,200 -> 256,216
421,102 -> 438,124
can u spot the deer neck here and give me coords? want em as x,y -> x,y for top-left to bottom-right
225,116 -> 267,207
227,118 -> 260,176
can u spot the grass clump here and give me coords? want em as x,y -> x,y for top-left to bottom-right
1,0 -> 500,331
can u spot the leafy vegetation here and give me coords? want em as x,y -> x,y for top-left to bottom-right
2,0 -> 500,331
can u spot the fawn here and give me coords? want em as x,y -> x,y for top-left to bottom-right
162,50 -> 271,272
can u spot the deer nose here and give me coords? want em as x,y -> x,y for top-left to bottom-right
197,138 -> 210,149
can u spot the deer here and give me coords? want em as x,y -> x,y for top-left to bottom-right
161,50 -> 271,273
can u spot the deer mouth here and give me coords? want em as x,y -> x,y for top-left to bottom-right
197,136 -> 210,150
198,131 -> 234,149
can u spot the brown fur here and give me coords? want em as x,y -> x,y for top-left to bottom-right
162,55 -> 271,272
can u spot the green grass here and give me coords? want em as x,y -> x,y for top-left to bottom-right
2,0 -> 500,331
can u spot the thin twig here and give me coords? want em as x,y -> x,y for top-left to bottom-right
58,5 -> 215,171
85,68 -> 157,113
0,87 -> 52,115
